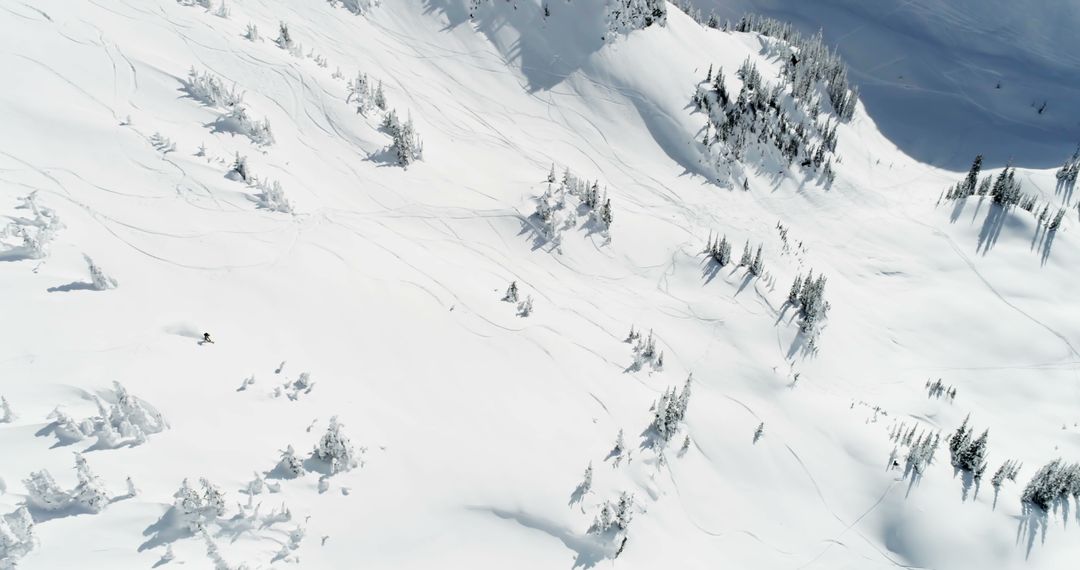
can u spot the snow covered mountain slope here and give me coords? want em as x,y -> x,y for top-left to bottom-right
0,1 -> 1078,569
688,0 -> 1080,169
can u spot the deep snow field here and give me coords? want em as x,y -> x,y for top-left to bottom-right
1,1 -> 1078,569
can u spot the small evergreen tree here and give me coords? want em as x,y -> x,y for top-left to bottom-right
278,445 -> 304,478
580,462 -> 593,494
374,81 -> 387,111
0,396 -> 15,423
504,281 -> 518,302
788,274 -> 802,304
517,295 -> 533,317
231,153 -> 249,182
714,235 -> 731,265
275,22 -> 293,50
749,244 -> 764,276
612,428 -> 626,458
314,416 -> 360,474
948,416 -> 988,478
962,155 -> 982,196
599,198 -> 614,227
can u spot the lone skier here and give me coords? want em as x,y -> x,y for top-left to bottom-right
202,332 -> 213,344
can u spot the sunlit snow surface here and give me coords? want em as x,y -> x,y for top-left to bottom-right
0,1 -> 1078,569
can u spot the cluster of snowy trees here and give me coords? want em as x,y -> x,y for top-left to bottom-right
925,378 -> 957,401
267,416 -> 361,497
149,132 -> 177,154
703,232 -> 765,276
651,374 -> 692,446
275,22 -> 303,57
787,270 -> 828,333
24,453 -> 112,514
948,415 -> 989,481
704,232 -> 732,265
171,477 -> 302,565
176,0 -> 229,17
945,157 -> 1031,209
627,326 -> 663,370
991,459 -> 1022,492
174,477 -> 228,532
1057,146 -> 1079,189
341,64 -> 421,167
271,371 -> 315,400
693,59 -> 839,186
503,281 -> 534,317
265,416 -> 366,480
0,192 -> 63,261
381,110 -> 424,167
889,422 -> 941,476
534,166 -> 615,242
734,15 -> 859,121
945,156 -> 1068,231
1021,459 -> 1079,511
0,505 -> 35,567
183,68 -> 275,146
327,0 -> 379,16
244,21 -> 261,41
604,0 -> 667,38
183,68 -> 244,110
252,179 -> 293,214
346,72 -> 388,117
228,154 -> 294,214
45,382 -> 169,448
588,491 -> 635,537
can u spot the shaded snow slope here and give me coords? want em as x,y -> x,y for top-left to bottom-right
1,1 -> 1078,569
688,0 -> 1080,169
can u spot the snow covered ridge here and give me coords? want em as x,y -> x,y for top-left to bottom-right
1,0 -> 1079,568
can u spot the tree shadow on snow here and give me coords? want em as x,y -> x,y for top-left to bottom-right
204,115 -> 256,141
420,0 -> 605,93
773,303 -> 798,327
140,506 -> 193,553
568,481 -> 589,508
953,467 -> 980,503
517,216 -> 556,252
46,281 -> 96,293
1055,176 -> 1075,205
1016,503 -> 1050,560
0,246 -> 36,262
301,456 -> 335,477
734,271 -> 755,297
699,256 -> 723,285
947,196 -> 967,223
976,203 -> 1008,254
33,422 -> 83,449
786,330 -> 818,360
366,146 -> 403,168
1039,227 -> 1058,266
25,502 -> 106,524
467,506 -> 608,569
